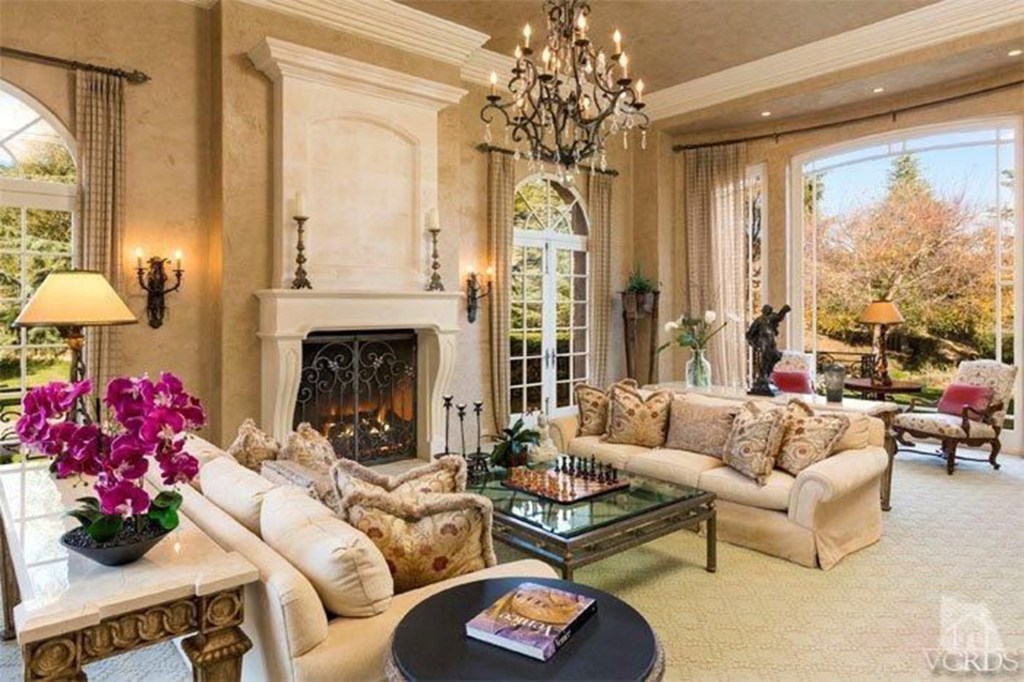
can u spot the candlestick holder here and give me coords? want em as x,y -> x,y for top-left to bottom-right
456,404 -> 467,457
292,215 -> 312,290
473,401 -> 484,455
442,395 -> 453,456
427,228 -> 444,292
136,256 -> 184,329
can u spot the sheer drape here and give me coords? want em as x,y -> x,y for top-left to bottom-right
587,172 -> 613,387
75,71 -> 126,386
487,151 -> 515,430
681,143 -> 748,387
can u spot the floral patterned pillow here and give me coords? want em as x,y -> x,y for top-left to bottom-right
664,396 -> 739,457
776,400 -> 850,476
575,379 -> 639,436
723,401 -> 786,485
605,385 -> 672,448
332,455 -> 466,520
226,418 -> 279,472
280,423 -> 337,471
343,490 -> 496,592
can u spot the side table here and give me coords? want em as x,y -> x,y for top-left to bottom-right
844,377 -> 924,403
0,460 -> 259,681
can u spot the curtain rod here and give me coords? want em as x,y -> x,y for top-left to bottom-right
475,143 -> 620,177
0,47 -> 151,84
672,78 -> 1023,152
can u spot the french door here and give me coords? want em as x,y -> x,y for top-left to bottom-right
509,232 -> 589,418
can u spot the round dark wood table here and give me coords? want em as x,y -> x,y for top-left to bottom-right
386,577 -> 664,681
844,377 -> 924,402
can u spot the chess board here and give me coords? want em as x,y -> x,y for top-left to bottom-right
500,466 -> 629,504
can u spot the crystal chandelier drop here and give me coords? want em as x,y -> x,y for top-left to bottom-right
480,0 -> 648,175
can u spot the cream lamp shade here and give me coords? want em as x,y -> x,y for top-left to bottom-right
858,300 -> 904,326
13,271 -> 137,328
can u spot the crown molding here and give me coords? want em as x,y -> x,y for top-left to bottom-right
645,0 -> 1024,121
238,0 -> 489,67
249,37 -> 467,109
461,48 -> 517,90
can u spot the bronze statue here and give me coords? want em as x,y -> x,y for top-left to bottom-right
746,304 -> 792,396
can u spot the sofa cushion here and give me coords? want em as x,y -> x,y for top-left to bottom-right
263,458 -> 341,515
567,435 -> 649,469
261,486 -> 393,618
332,455 -> 466,520
281,422 -> 337,470
226,418 -> 279,472
606,385 -> 672,447
698,466 -> 794,511
200,455 -> 277,535
574,379 -> 638,436
664,395 -> 738,457
776,400 -> 850,476
832,413 -> 871,452
723,401 -> 786,486
625,449 -> 725,488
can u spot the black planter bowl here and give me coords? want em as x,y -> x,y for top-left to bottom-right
60,522 -> 171,567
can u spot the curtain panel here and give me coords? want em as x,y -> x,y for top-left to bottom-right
681,143 -> 748,388
487,151 -> 515,431
587,172 -> 614,388
75,71 -> 127,387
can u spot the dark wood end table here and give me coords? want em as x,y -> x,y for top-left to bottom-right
386,577 -> 664,681
844,377 -> 924,402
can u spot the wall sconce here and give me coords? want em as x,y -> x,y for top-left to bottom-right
466,266 -> 493,324
135,248 -> 184,329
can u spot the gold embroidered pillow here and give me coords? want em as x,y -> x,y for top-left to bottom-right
575,379 -> 639,436
605,385 -> 672,447
776,400 -> 851,475
332,455 -> 466,520
281,423 -> 337,471
664,396 -> 739,457
226,418 -> 279,471
723,401 -> 786,485
343,490 -> 496,592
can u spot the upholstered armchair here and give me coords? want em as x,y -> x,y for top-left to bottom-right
892,360 -> 1018,475
771,351 -> 816,394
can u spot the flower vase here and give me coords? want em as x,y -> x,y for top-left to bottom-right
686,348 -> 712,388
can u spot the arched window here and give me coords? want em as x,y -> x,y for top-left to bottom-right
0,84 -> 76,443
509,176 -> 589,417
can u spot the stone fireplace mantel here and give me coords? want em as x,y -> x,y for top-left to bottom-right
256,289 -> 462,459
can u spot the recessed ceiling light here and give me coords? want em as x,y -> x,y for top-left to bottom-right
1009,49 -> 1023,57
761,111 -> 772,117
872,86 -> 885,93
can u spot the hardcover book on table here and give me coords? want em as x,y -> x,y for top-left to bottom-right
465,582 -> 597,661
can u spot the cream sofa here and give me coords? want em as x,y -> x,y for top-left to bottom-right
547,392 -> 889,570
176,437 -> 557,682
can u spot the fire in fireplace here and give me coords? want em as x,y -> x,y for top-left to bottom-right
294,331 -> 417,463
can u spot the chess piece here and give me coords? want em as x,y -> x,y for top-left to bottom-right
589,455 -> 597,480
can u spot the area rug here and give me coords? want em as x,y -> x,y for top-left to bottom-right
2,452 -> 1021,680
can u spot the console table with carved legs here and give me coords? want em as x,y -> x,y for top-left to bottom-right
0,460 -> 259,681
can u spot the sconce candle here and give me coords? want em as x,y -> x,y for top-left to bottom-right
294,191 -> 307,217
465,268 -> 492,324
136,253 -> 184,329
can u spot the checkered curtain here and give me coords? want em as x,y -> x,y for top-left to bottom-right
487,151 -> 515,431
75,71 -> 127,387
681,144 -> 748,388
587,172 -> 613,387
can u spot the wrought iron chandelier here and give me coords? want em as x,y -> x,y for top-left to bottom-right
480,0 -> 648,174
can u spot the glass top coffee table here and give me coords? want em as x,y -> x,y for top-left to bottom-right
470,461 -> 716,580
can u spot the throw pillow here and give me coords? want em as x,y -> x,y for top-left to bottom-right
937,382 -> 994,417
281,422 -> 337,471
776,400 -> 851,476
226,418 -> 280,472
605,385 -> 672,448
260,486 -> 393,617
575,378 -> 639,436
343,490 -> 496,592
332,455 -> 466,520
200,456 -> 277,535
831,413 -> 871,453
664,395 -> 739,457
262,458 -> 342,516
723,401 -> 786,486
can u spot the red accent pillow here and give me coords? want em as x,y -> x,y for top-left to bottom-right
937,383 -> 993,417
771,370 -> 814,394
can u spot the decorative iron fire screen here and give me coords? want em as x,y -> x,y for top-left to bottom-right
294,331 -> 417,464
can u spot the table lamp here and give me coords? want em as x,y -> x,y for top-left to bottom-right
858,299 -> 903,387
13,270 -> 137,384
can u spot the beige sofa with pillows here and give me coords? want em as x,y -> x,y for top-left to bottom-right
547,383 -> 890,569
176,437 -> 556,682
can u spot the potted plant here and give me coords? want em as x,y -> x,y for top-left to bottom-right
16,372 -> 205,566
621,266 -> 659,317
657,310 -> 736,388
489,417 -> 540,469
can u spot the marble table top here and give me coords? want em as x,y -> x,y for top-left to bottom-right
646,383 -> 901,416
0,459 -> 258,645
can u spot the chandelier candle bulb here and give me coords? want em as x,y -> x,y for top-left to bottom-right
613,29 -> 622,55
636,79 -> 645,103
620,52 -> 629,79
523,23 -> 532,49
489,71 -> 497,96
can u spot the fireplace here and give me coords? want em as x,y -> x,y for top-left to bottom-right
293,330 -> 417,464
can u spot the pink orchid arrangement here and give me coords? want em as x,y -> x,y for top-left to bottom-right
17,373 -> 205,542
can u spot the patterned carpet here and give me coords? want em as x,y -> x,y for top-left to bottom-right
3,451 -> 1022,681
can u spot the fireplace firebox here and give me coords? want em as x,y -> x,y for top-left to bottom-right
294,331 -> 417,464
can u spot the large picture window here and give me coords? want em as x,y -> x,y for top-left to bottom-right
0,85 -> 76,449
509,176 -> 589,417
